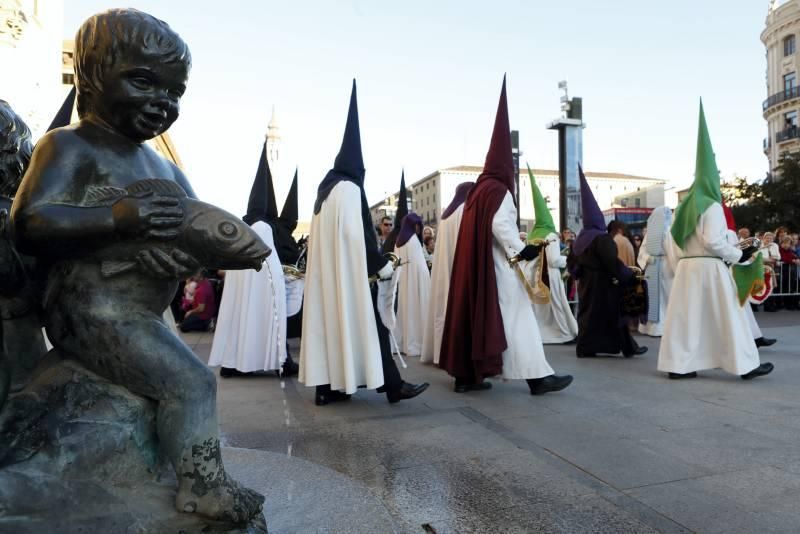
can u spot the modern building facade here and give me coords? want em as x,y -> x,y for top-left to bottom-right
370,166 -> 664,233
762,0 -> 800,172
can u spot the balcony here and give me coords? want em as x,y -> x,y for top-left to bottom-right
776,127 -> 800,143
763,86 -> 800,112
764,137 -> 770,153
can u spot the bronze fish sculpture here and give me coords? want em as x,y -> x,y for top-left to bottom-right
82,179 -> 271,277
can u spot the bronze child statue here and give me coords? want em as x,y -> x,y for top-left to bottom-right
0,100 -> 46,412
11,9 -> 268,524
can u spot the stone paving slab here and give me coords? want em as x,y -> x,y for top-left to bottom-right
188,311 -> 800,533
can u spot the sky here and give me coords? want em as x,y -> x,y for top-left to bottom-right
64,1 -> 771,219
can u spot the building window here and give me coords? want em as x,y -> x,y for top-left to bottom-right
785,110 -> 798,127
785,35 -> 796,57
634,198 -> 641,208
784,72 -> 796,96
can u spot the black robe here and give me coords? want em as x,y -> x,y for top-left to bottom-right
571,234 -> 640,356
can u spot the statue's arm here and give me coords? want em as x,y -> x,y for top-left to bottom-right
11,133 -> 117,257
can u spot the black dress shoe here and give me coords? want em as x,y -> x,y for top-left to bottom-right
741,362 -> 774,380
454,380 -> 493,393
315,390 -> 352,406
387,382 -> 429,404
280,358 -> 299,377
576,352 -> 597,358
755,337 -> 777,348
668,372 -> 697,380
220,367 -> 251,378
624,346 -> 648,358
527,375 -> 573,395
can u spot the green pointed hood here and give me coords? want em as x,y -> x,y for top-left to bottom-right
526,164 -> 556,241
670,99 -> 722,250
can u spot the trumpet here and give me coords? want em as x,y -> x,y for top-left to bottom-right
508,237 -> 555,266
738,237 -> 761,252
368,252 -> 402,283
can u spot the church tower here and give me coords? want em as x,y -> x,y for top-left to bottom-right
266,105 -> 281,169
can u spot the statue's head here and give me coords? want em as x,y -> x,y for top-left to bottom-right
0,100 -> 33,198
74,9 -> 191,142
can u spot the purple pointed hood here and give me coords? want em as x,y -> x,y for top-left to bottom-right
396,212 -> 423,247
442,181 -> 475,220
572,165 -> 606,256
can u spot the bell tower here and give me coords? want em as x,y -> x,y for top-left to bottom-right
266,105 -> 281,169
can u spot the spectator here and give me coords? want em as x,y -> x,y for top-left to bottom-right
758,233 -> 781,312
423,235 -> 435,269
738,227 -> 751,241
179,270 -> 217,332
608,220 -> 636,266
631,233 -> 643,266
378,216 -> 393,251
775,226 -> 789,245
560,228 -> 573,250
778,236 -> 800,310
423,225 -> 435,240
519,231 -> 527,243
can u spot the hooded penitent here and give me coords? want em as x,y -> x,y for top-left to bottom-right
670,100 -> 723,251
243,142 -> 279,227
572,165 -> 606,257
527,164 -> 556,242
439,76 -> 514,381
441,182 -> 474,220
47,86 -> 76,132
396,212 -> 423,247
275,168 -> 301,264
383,170 -> 408,252
313,80 -> 378,258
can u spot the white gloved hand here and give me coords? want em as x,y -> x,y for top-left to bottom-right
377,262 -> 394,281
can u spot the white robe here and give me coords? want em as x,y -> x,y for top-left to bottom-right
421,204 -> 464,364
657,203 -> 760,375
208,221 -> 287,372
637,231 -> 674,337
394,236 -> 430,356
525,233 -> 579,344
299,181 -> 385,394
493,193 -> 554,380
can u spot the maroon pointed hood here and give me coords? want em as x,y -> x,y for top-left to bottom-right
471,76 -> 515,202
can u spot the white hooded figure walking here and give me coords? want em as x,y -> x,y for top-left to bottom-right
637,206 -> 674,337
393,213 -> 431,356
208,143 -> 287,375
421,182 -> 474,364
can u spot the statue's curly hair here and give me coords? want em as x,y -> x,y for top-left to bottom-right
73,8 -> 191,118
0,100 -> 33,198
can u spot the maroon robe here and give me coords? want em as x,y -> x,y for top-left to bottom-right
438,76 -> 515,382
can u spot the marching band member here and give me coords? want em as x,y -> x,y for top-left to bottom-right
571,167 -> 647,358
393,213 -> 431,357
208,141 -> 288,377
525,166 -> 578,344
439,77 -> 572,396
299,81 -> 428,405
421,182 -> 474,365
637,206 -> 674,337
657,101 -> 773,380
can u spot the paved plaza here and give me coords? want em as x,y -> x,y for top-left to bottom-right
185,311 -> 800,533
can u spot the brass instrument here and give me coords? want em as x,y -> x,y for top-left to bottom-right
281,243 -> 308,281
368,252 -> 402,283
507,238 -> 555,304
738,237 -> 761,250
629,265 -> 645,281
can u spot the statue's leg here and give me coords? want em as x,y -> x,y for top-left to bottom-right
53,313 -> 264,523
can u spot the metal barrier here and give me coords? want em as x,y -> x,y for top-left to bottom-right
764,261 -> 800,306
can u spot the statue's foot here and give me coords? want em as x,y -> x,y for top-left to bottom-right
176,475 -> 265,524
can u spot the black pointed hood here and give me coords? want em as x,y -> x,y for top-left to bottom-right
312,79 -> 380,259
47,86 -> 76,132
279,167 -> 299,232
314,80 -> 365,214
383,169 -> 408,253
243,141 -> 279,226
